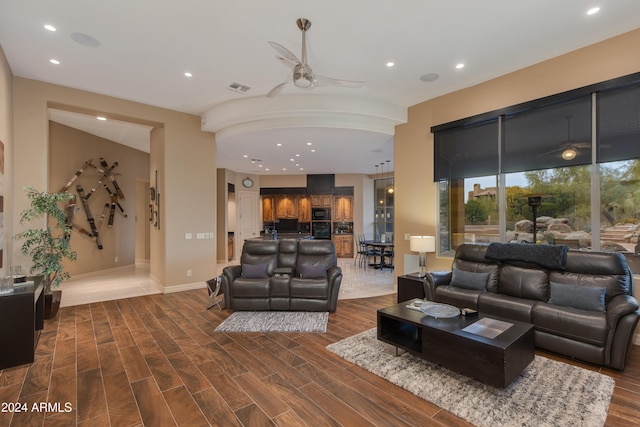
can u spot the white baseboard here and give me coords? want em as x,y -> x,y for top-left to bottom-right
162,281 -> 206,294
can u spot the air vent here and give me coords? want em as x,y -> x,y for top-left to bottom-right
228,82 -> 251,94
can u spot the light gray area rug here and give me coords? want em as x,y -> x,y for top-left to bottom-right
215,311 -> 328,333
327,328 -> 614,427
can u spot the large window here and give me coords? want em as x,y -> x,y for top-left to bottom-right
434,73 -> 640,256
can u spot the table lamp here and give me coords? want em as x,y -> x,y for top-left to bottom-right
410,236 -> 436,277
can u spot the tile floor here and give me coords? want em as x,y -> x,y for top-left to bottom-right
61,258 -> 396,308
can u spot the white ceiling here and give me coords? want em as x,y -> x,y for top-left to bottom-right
2,0 -> 639,175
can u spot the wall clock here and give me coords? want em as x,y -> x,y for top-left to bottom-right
242,178 -> 254,188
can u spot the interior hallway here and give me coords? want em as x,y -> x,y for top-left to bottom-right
61,259 -> 396,308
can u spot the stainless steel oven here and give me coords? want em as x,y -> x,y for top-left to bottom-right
312,222 -> 332,240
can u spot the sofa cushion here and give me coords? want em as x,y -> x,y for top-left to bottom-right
242,263 -> 269,278
533,302 -> 608,346
450,269 -> 489,290
290,278 -> 329,299
232,277 -> 270,298
548,282 -> 606,312
453,245 -> 500,292
498,264 -> 549,301
477,292 -> 535,323
300,264 -> 327,279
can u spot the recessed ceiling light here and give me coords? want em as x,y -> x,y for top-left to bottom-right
184,72 -> 192,77
587,7 -> 600,15
306,142 -> 312,145
259,164 -> 263,168
455,63 -> 465,69
282,168 -> 287,171
290,158 -> 294,161
299,167 -> 304,170
96,116 -> 107,121
265,168 -> 270,171
386,62 -> 395,67
311,149 -> 316,152
44,24 -> 56,32
295,154 -> 300,157
277,143 -> 282,147
49,59 -> 60,65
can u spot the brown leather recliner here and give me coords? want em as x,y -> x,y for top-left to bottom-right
221,239 -> 342,312
424,243 -> 640,370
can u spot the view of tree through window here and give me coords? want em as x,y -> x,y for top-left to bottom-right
439,161 -> 640,257
435,73 -> 640,260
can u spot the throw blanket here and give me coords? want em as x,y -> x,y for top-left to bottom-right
485,242 -> 568,270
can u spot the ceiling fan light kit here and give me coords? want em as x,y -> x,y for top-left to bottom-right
562,148 -> 577,160
266,18 -> 364,98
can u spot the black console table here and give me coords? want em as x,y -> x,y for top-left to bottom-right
0,280 -> 45,369
397,274 -> 425,303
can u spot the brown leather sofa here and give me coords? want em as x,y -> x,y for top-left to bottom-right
221,239 -> 342,312
425,243 -> 640,370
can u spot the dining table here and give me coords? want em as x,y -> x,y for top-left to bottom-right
362,240 -> 394,270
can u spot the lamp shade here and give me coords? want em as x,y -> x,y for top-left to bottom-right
410,236 -> 436,253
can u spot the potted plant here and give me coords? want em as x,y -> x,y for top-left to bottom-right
13,186 -> 77,318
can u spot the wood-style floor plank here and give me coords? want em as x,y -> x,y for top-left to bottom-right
0,289 -> 637,426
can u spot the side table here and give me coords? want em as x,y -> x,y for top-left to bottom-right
397,274 -> 425,303
0,280 -> 45,369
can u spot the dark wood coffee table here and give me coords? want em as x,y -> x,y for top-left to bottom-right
377,299 -> 535,388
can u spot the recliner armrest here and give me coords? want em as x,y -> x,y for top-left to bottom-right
606,294 -> 640,327
423,271 -> 452,301
327,265 -> 342,283
222,265 -> 242,282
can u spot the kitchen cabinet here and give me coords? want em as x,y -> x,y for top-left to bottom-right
276,195 -> 298,218
334,195 -> 354,221
333,234 -> 354,258
298,196 -> 311,222
311,194 -> 333,207
262,196 -> 275,222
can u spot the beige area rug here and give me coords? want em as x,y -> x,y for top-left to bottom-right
214,311 -> 328,333
327,328 -> 614,427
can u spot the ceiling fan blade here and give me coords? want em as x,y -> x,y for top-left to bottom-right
268,41 -> 301,66
537,147 -> 565,157
266,80 -> 289,98
314,75 -> 364,88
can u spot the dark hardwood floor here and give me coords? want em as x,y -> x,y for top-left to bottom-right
0,290 -> 638,426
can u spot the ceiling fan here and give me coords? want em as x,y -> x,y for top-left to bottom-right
266,18 -> 364,98
538,116 -> 591,160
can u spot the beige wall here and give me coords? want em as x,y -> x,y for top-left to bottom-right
12,78 -> 216,289
48,122 -> 149,275
394,28 -> 640,279
0,45 -> 13,274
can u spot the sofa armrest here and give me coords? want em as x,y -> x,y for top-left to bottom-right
222,265 -> 242,282
423,271 -> 452,301
327,265 -> 343,312
606,294 -> 640,327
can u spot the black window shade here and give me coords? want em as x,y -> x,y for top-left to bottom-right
434,119 -> 499,181
597,83 -> 640,163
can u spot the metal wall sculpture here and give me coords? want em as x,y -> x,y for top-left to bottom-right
59,157 -> 127,250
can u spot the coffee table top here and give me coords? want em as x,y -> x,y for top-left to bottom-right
378,298 -> 534,350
